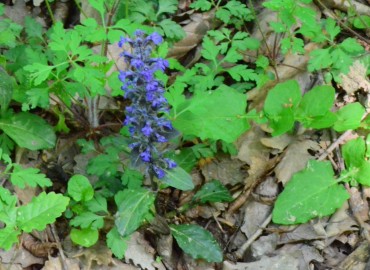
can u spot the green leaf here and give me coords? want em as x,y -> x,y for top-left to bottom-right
193,180 -> 233,203
0,133 -> 14,155
17,192 -> 69,232
172,85 -> 249,143
325,18 -> 341,41
170,224 -> 223,262
24,63 -> 54,86
70,212 -> 104,229
263,80 -> 301,136
67,175 -> 94,202
296,85 -> 336,128
0,67 -> 13,112
24,16 -> 43,39
166,148 -> 197,173
272,160 -> 349,224
201,36 -> 220,61
352,15 -> 370,29
10,164 -> 52,189
158,19 -> 185,41
226,65 -> 256,81
308,48 -> 333,72
88,0 -> 105,15
0,227 -> 21,251
70,228 -> 99,247
0,112 -> 56,150
115,189 -> 155,237
190,0 -> 212,11
339,38 -> 364,54
161,166 -> 194,191
86,195 -> 108,214
342,138 -> 365,170
121,169 -> 143,189
334,102 -> 365,132
107,227 -> 129,259
157,0 -> 178,16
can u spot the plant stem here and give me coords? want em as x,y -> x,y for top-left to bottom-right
45,0 -> 56,24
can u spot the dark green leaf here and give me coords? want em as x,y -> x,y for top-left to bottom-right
0,112 -> 56,150
170,224 -> 223,262
193,180 -> 233,203
0,67 -> 13,112
161,166 -> 194,191
115,189 -> 155,237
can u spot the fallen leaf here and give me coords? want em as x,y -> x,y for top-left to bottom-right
42,255 -> 80,270
274,139 -> 320,185
340,61 -> 370,95
241,200 -> 272,239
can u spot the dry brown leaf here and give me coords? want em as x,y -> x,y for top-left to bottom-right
22,234 -> 57,258
0,246 -> 44,268
320,0 -> 370,15
326,202 -> 358,237
42,255 -> 80,270
237,126 -> 270,165
274,139 -> 320,185
223,251 -> 301,270
278,220 -> 327,244
241,200 -> 272,239
340,61 -> 370,95
201,157 -> 247,186
125,232 -> 166,270
260,134 -> 294,153
167,11 -> 216,60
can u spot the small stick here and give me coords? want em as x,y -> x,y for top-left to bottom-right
235,213 -> 273,259
50,224 -> 68,270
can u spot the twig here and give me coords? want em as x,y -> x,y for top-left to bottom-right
318,110 -> 370,161
235,213 -> 273,259
49,224 -> 68,270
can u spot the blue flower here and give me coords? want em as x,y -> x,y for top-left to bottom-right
118,31 -> 177,179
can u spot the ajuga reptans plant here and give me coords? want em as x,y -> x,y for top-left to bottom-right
118,30 -> 177,181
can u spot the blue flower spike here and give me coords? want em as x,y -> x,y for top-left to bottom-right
118,31 -> 177,180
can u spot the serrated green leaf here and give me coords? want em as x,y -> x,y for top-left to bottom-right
70,212 -> 104,229
339,38 -> 364,54
264,80 -> 301,136
24,63 -> 53,86
334,103 -> 365,132
157,0 -> 178,16
88,0 -> 105,15
308,48 -> 333,72
67,175 -> 94,202
201,36 -> 220,61
107,227 -> 129,259
226,65 -> 256,81
172,85 -> 249,143
24,16 -> 43,39
115,189 -> 155,237
190,0 -> 212,11
170,224 -> 223,262
0,112 -> 56,150
325,17 -> 341,41
342,138 -> 366,170
17,192 -> 69,232
0,67 -> 13,112
272,160 -> 349,224
10,164 -> 52,189
158,19 -> 185,41
193,180 -> 233,203
121,169 -> 143,189
0,227 -> 21,251
70,228 -> 99,247
0,133 -> 14,155
161,166 -> 194,191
